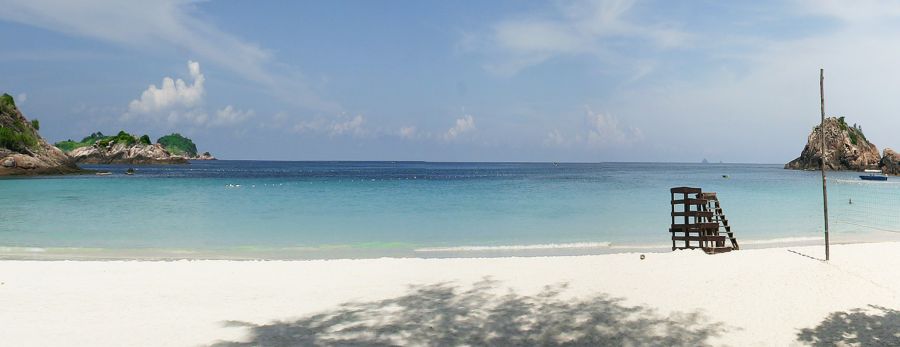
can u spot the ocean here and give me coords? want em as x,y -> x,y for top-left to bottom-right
1,161 -> 897,259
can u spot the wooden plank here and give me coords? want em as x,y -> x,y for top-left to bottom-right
671,199 -> 707,205
671,211 -> 714,217
673,236 -> 727,242
670,187 -> 701,194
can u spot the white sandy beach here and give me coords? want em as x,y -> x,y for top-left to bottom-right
2,242 -> 899,346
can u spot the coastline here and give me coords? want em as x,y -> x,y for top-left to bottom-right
1,231 -> 898,261
2,241 -> 899,346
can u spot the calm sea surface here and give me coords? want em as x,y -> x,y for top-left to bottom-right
1,161 -> 897,259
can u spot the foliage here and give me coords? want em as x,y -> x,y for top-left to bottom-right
139,134 -> 151,145
54,130 -> 143,152
157,133 -> 197,156
0,93 -> 15,112
30,119 -> 39,130
0,121 -> 38,153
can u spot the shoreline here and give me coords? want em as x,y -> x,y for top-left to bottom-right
2,232 -> 898,261
2,242 -> 899,346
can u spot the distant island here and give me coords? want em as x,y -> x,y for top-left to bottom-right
785,116 -> 900,174
55,131 -> 215,164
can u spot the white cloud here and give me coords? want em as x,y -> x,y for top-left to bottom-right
293,115 -> 367,137
126,60 -> 205,116
212,105 -> 254,126
544,107 -> 642,148
0,0 -> 339,113
444,115 -> 476,140
15,93 -> 26,104
399,126 -> 418,139
470,0 -> 688,76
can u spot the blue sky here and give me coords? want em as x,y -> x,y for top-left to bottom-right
1,0 -> 899,162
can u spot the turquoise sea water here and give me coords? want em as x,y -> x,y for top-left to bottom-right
1,161 -> 897,259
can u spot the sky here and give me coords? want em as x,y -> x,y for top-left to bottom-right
2,0 -> 900,163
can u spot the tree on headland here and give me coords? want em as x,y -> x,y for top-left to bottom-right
156,133 -> 197,157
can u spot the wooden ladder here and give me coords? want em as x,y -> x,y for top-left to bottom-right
700,192 -> 739,250
670,187 -> 732,254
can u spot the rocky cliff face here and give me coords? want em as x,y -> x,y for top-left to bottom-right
0,96 -> 81,176
880,148 -> 900,175
69,142 -> 188,164
785,117 -> 881,171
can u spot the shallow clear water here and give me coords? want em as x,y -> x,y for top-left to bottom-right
0,161 -> 895,259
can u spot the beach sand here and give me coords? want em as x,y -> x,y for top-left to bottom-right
2,242 -> 899,346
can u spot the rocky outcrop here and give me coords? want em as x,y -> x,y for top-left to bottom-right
70,142 -> 188,164
785,117 -> 881,171
0,96 -> 81,176
880,148 -> 900,175
192,152 -> 216,160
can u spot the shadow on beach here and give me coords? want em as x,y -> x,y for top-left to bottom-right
210,279 -> 725,347
797,305 -> 900,346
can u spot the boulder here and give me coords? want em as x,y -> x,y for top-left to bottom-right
785,117 -> 880,171
880,148 -> 900,175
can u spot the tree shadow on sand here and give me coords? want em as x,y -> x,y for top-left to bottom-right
210,279 -> 726,346
797,305 -> 900,346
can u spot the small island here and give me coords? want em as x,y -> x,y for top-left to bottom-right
55,131 -> 215,164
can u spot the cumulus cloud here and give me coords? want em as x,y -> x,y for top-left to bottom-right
121,60 -> 252,127
467,0 -> 688,76
126,60 -> 205,116
444,115 -> 476,140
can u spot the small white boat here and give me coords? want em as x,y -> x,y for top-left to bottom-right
95,172 -> 112,176
860,169 -> 888,181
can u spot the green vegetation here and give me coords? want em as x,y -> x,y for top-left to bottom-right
156,133 -> 197,157
0,93 -> 40,153
30,119 -> 39,130
834,117 -> 867,146
0,121 -> 38,153
54,130 -> 143,152
0,93 -> 15,112
139,134 -> 151,145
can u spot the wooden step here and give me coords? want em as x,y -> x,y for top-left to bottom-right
670,223 -> 719,230
672,211 -> 714,217
673,235 -> 727,243
672,199 -> 707,205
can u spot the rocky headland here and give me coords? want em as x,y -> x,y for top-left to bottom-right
0,94 -> 81,176
785,117 -> 881,171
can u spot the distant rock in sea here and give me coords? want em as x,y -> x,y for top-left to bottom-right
194,151 -> 216,160
0,93 -> 81,176
785,117 -> 880,171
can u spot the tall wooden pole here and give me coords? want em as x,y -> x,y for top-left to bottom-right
820,68 -> 830,261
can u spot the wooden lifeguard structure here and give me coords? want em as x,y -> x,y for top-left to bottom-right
669,187 -> 739,254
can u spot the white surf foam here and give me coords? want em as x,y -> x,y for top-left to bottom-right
414,242 -> 612,252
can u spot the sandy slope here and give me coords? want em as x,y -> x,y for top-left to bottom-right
1,242 -> 899,346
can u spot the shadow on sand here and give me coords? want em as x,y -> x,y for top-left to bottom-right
210,279 -> 725,346
797,305 -> 900,346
